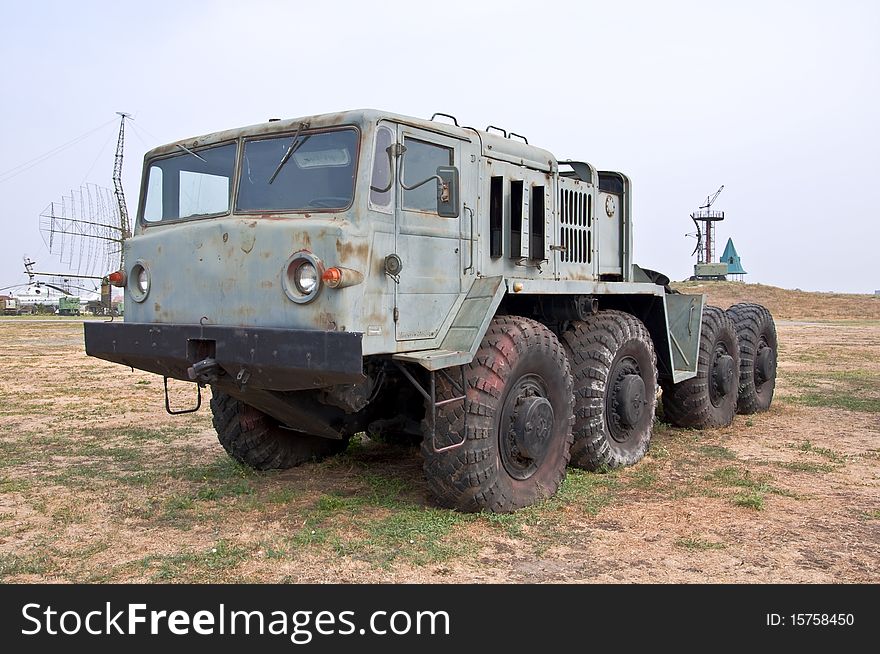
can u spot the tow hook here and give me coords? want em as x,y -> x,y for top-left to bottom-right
187,357 -> 221,384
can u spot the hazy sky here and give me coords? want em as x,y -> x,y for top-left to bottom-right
1,0 -> 877,294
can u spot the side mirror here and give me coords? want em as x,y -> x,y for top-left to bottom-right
436,165 -> 460,218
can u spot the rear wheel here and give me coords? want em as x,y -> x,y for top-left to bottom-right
562,311 -> 657,470
727,303 -> 777,414
210,390 -> 349,470
662,306 -> 740,428
422,316 -> 574,513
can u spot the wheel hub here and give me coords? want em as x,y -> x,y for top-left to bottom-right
499,376 -> 554,480
713,353 -> 735,397
615,374 -> 646,428
511,395 -> 554,459
755,346 -> 775,385
606,356 -> 646,443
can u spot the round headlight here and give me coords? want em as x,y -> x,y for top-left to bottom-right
294,261 -> 318,294
137,267 -> 149,293
282,252 -> 323,303
130,262 -> 150,302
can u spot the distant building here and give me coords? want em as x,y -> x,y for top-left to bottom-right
720,238 -> 747,282
0,295 -> 18,314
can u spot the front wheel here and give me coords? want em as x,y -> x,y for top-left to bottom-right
210,390 -> 349,470
422,316 -> 574,513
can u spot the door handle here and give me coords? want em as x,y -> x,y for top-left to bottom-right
464,204 -> 475,274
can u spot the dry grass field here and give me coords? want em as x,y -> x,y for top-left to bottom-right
1,283 -> 878,583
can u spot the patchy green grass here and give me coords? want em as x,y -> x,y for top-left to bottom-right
674,537 -> 727,551
787,441 -> 847,464
51,505 -> 88,525
473,469 -> 621,546
775,461 -> 837,473
790,392 -> 880,413
707,465 -> 795,496
0,552 -> 57,580
2,316 -> 878,583
262,488 -> 301,505
482,512 -> 526,538
286,487 -> 473,567
783,370 -> 880,413
555,468 -> 620,513
733,492 -> 765,510
117,470 -> 164,487
139,540 -> 250,582
164,495 -> 195,512
0,475 -> 31,493
705,465 -> 797,509
171,458 -> 256,484
624,465 -> 658,490
698,445 -> 738,460
357,508 -> 471,567
648,443 -> 670,459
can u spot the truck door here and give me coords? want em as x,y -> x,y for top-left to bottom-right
392,125 -> 463,342
597,172 -> 627,277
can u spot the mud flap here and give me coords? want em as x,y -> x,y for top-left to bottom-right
663,293 -> 704,383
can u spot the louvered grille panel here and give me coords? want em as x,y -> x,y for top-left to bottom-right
558,186 -> 592,264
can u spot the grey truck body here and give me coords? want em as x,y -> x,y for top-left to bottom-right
85,109 -> 702,429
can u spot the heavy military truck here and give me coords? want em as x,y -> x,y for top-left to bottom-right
84,109 -> 778,512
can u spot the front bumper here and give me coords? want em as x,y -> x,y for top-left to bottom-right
84,322 -> 364,391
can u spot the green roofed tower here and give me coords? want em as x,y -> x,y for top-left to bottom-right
721,238 -> 747,281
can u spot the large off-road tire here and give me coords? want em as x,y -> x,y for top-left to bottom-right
210,390 -> 349,470
662,306 -> 740,428
422,316 -> 574,513
727,302 -> 777,414
561,311 -> 657,471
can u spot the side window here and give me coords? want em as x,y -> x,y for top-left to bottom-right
402,137 -> 452,213
369,125 -> 394,212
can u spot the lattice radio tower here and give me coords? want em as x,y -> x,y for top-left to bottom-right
688,185 -> 725,264
112,112 -> 132,242
37,112 -> 132,280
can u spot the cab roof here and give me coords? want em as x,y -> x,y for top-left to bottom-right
146,108 -> 558,172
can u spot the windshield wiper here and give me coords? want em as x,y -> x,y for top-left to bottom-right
175,143 -> 206,162
268,122 -> 309,184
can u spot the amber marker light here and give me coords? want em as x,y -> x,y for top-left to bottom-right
320,266 -> 364,290
107,270 -> 126,287
322,267 -> 343,288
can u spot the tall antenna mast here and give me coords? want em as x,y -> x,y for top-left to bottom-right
687,185 -> 728,281
37,112 -> 134,280
689,185 -> 724,265
113,112 -> 132,241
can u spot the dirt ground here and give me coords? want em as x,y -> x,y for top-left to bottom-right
0,284 -> 878,583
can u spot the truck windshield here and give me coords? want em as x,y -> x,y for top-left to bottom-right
142,143 -> 236,222
236,128 -> 358,212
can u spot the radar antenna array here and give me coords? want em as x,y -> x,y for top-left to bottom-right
37,113 -> 132,280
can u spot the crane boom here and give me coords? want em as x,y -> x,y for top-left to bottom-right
700,184 -> 724,210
